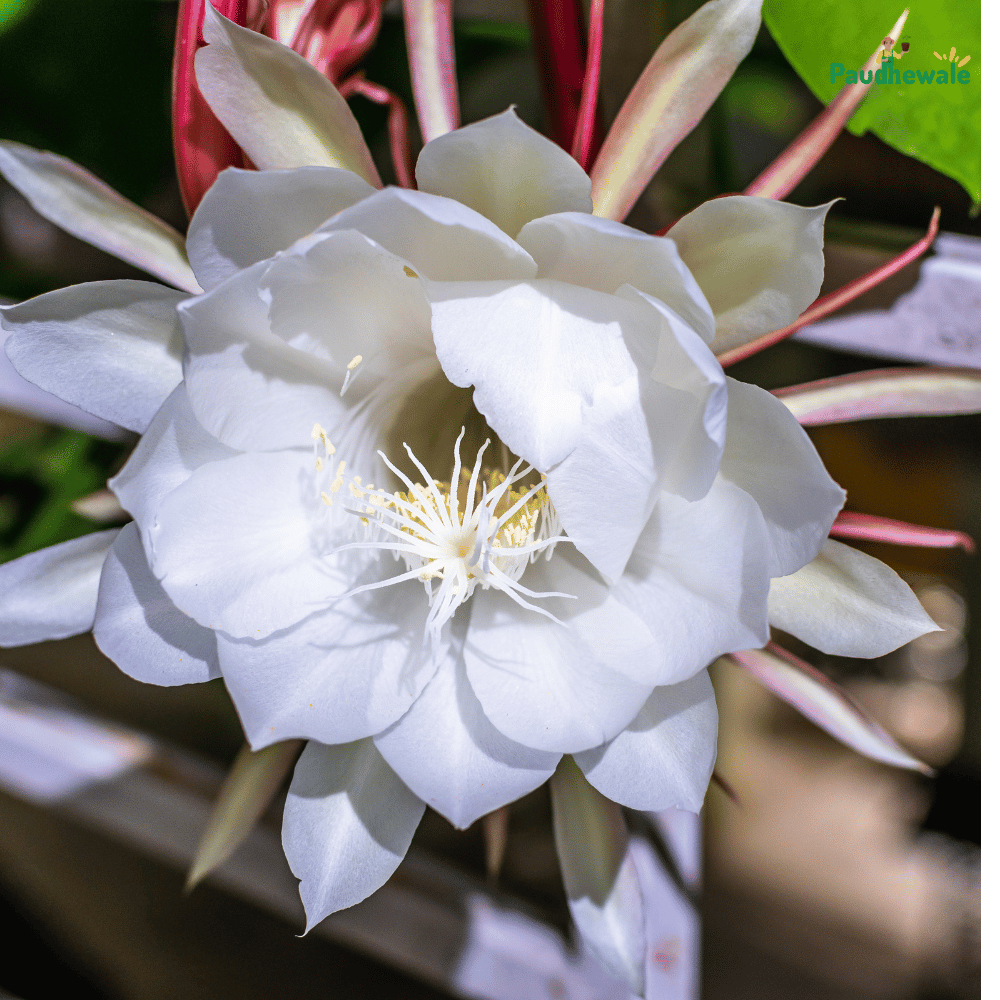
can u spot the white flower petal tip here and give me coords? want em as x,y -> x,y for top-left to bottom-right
282,739 -> 424,932
729,645 -> 933,775
196,4 -> 380,184
550,758 -> 646,995
574,672 -> 718,813
769,539 -> 941,658
415,108 -> 592,238
0,529 -> 120,647
720,379 -> 844,577
590,0 -> 763,222
668,197 -> 834,355
2,281 -> 186,434
774,368 -> 982,425
374,636 -> 559,829
0,141 -> 201,294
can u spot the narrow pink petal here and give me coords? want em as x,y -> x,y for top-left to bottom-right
570,0 -> 605,168
402,0 -> 459,143
830,512 -> 975,554
717,207 -> 939,367
526,0 -> 587,151
339,74 -> 416,188
589,0 -> 762,221
773,367 -> 981,425
744,8 -> 909,200
172,0 -> 248,217
729,644 -> 932,774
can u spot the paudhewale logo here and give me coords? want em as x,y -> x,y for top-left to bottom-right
831,37 -> 974,86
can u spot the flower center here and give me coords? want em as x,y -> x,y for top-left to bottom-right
312,425 -> 568,648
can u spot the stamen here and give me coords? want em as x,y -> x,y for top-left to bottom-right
328,429 -> 570,648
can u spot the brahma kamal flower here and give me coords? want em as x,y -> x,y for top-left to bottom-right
0,0 -> 963,993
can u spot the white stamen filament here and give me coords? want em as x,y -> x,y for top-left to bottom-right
319,428 -> 570,648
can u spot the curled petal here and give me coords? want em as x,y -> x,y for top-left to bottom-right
589,0 -> 762,222
729,644 -> 931,774
774,367 -> 982,425
415,109 -> 592,239
2,281 -> 186,434
768,539 -> 939,657
282,739 -> 425,931
574,671 -> 717,813
550,757 -> 646,995
195,4 -> 380,183
0,142 -> 200,293
0,530 -> 120,647
338,75 -> 416,189
289,0 -> 382,83
570,0 -> 606,170
668,196 -> 832,355
94,522 -> 221,687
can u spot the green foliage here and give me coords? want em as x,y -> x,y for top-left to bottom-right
763,0 -> 980,203
0,429 -> 125,563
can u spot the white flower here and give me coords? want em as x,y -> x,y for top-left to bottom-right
0,109 -> 938,933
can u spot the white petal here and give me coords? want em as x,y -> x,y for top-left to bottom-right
282,739 -> 424,931
574,672 -> 717,812
196,5 -> 380,184
432,278 -> 708,580
0,321 -> 128,439
110,384 -> 237,548
0,141 -> 200,293
414,108 -> 592,238
0,529 -> 119,646
187,166 -> 376,291
668,197 -> 832,354
518,212 -> 715,343
262,228 -> 436,391
318,187 -> 537,281
374,616 -> 559,829
179,260 -> 346,453
217,571 -> 439,748
720,378 -> 844,576
147,450 -> 354,639
93,522 -> 220,686
769,539 -> 940,657
2,281 -> 186,433
609,479 -> 771,686
550,758 -> 646,996
464,550 -> 655,754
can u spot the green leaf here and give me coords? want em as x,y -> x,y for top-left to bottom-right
0,0 -> 37,34
763,0 -> 980,203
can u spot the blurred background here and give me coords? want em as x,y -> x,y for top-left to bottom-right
0,1 -> 979,998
